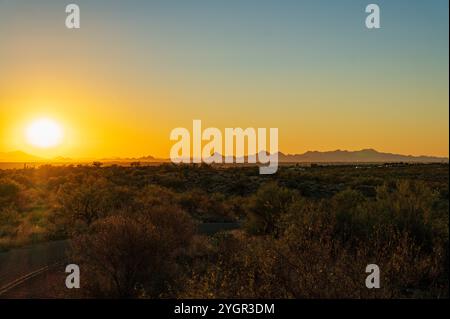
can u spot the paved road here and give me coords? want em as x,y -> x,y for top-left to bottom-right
0,240 -> 69,296
0,222 -> 240,298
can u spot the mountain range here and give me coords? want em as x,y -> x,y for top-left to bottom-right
0,149 -> 448,163
0,151 -> 46,162
276,149 -> 448,163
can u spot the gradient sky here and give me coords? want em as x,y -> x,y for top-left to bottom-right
0,0 -> 448,158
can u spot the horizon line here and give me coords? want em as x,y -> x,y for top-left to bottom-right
1,148 -> 449,163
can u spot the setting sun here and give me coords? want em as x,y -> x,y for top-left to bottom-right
25,118 -> 64,148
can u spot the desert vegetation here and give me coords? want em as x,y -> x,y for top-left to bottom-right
0,163 -> 448,298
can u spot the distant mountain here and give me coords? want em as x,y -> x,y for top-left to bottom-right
137,155 -> 157,161
100,155 -> 165,162
204,152 -> 236,163
52,156 -> 73,162
0,151 -> 46,162
2,149 -> 448,164
276,149 -> 448,163
203,149 -> 448,163
1,151 -> 167,163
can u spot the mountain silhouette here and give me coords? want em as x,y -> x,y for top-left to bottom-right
0,151 -> 46,162
1,149 -> 448,163
188,149 -> 448,163
275,149 -> 448,163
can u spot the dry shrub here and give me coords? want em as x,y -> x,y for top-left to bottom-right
186,181 -> 448,298
71,205 -> 195,298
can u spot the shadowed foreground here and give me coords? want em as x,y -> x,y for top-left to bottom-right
0,163 -> 448,298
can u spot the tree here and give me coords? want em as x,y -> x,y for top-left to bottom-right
92,161 -> 103,168
57,176 -> 113,229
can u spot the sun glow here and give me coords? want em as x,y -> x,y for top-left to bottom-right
25,118 -> 64,148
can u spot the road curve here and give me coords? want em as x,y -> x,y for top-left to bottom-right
0,240 -> 69,297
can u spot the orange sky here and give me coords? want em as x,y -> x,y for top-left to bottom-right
0,1 -> 448,159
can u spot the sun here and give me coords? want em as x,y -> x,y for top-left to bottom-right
25,118 -> 64,148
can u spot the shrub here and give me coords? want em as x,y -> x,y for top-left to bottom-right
57,176 -> 114,230
71,205 -> 195,298
245,182 -> 298,236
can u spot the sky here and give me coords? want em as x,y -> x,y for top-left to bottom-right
0,0 -> 448,159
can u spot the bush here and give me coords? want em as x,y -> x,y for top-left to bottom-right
56,176 -> 114,231
0,178 -> 21,206
71,205 -> 195,298
0,206 -> 20,237
245,182 -> 298,236
187,180 -> 448,298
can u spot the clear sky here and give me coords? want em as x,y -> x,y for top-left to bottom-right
0,0 -> 448,158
